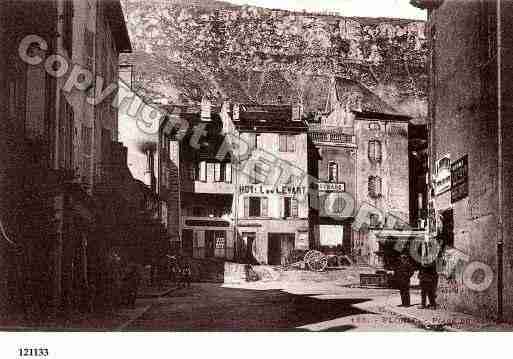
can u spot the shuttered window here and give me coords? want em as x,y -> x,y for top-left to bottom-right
245,197 -> 268,217
25,62 -> 46,139
279,135 -> 296,152
261,197 -> 268,217
284,197 -> 299,218
225,163 -> 232,183
368,140 -> 382,163
287,135 -> 295,152
368,176 -> 382,198
328,162 -> 338,183
279,134 -> 287,152
214,162 -> 222,182
81,125 -> 93,186
199,161 -> 207,182
85,28 -> 95,71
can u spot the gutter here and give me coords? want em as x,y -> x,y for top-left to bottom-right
496,0 -> 504,322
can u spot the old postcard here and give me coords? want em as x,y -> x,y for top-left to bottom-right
0,0 -> 512,354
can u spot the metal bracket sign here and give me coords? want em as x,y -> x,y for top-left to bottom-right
451,155 -> 468,203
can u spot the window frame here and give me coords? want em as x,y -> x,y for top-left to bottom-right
328,161 -> 339,183
368,140 -> 382,163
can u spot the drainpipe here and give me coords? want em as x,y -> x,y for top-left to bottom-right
52,0 -> 64,317
496,0 -> 504,322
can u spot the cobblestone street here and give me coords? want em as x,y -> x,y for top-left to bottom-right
126,282 -> 429,332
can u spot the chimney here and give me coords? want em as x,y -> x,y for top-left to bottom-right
232,103 -> 240,120
200,97 -> 211,121
292,103 -> 302,121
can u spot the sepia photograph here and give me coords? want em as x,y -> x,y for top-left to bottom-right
0,0 -> 513,353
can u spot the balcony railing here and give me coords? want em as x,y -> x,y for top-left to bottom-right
309,131 -> 355,145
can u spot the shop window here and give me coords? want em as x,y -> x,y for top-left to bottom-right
279,134 -> 295,152
283,197 -> 298,218
328,162 -> 338,183
244,197 -> 268,217
368,140 -> 382,163
368,176 -> 382,198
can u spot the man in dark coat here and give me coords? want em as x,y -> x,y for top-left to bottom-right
419,262 -> 438,308
395,254 -> 415,307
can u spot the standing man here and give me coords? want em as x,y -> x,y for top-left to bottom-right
419,261 -> 438,309
395,253 -> 415,307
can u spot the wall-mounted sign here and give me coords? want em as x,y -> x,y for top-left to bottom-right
239,185 -> 307,195
434,154 -> 451,195
318,182 -> 345,192
451,155 -> 468,203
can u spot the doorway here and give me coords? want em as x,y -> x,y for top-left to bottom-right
205,231 -> 216,258
182,229 -> 193,257
268,233 -> 295,265
242,232 -> 257,264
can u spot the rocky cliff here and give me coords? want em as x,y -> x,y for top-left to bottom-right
121,0 -> 428,122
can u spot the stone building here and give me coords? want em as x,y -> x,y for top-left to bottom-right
411,0 -> 513,320
0,0 -> 132,321
164,102 -> 310,265
308,78 -> 411,265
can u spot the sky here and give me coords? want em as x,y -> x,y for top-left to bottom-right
227,0 -> 427,20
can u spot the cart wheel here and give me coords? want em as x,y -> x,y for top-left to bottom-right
305,250 -> 328,272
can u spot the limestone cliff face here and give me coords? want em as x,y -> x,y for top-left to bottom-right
121,0 -> 428,122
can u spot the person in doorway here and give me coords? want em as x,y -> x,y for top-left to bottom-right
395,253 -> 415,307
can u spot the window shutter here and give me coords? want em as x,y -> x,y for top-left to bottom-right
287,135 -> 295,152
369,176 -> 382,198
244,197 -> 250,217
249,133 -> 256,150
369,140 -> 382,163
291,198 -> 298,217
225,163 -> 232,183
199,161 -> 207,182
214,162 -> 221,182
261,197 -> 268,217
279,134 -> 287,152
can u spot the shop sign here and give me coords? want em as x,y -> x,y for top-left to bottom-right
317,182 -> 345,192
434,154 -> 451,195
239,184 -> 306,195
451,155 -> 468,203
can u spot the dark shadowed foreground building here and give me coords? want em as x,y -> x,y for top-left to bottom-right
0,0 -> 172,326
412,0 -> 513,321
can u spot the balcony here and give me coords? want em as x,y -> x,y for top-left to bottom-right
309,131 -> 356,147
191,180 -> 235,194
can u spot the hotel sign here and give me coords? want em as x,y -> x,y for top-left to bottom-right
239,185 -> 307,195
451,155 -> 468,203
317,182 -> 345,193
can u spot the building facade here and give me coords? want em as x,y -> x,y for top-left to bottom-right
412,0 -> 513,320
0,0 -> 132,321
165,102 -> 310,266
308,78 -> 411,265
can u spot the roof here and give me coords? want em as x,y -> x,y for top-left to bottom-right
105,0 -> 132,53
234,104 -> 308,133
